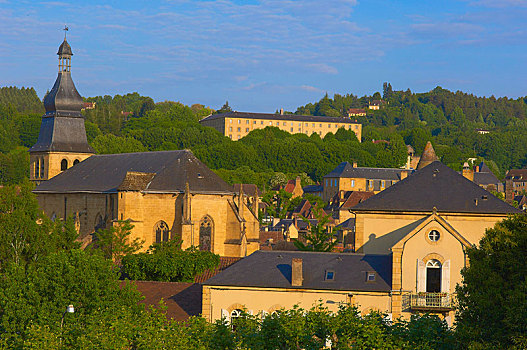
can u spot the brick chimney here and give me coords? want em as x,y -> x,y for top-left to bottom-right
505,178 -> 514,204
462,162 -> 474,182
291,258 -> 303,286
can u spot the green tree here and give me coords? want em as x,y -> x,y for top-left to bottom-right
93,220 -> 143,261
456,214 -> 527,348
214,101 -> 233,114
294,205 -> 337,252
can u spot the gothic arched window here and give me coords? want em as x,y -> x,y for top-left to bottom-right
199,215 -> 213,251
61,159 -> 68,171
95,213 -> 105,231
154,221 -> 170,243
39,157 -> 45,178
35,158 -> 40,178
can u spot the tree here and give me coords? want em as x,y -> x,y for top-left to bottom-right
214,101 -> 232,114
294,205 -> 337,252
456,214 -> 527,348
121,241 -> 220,282
0,181 -> 79,268
93,220 -> 143,261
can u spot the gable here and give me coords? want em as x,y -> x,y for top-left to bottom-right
352,161 -> 520,214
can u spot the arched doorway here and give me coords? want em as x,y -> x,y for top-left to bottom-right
426,259 -> 442,293
199,215 -> 213,251
154,221 -> 170,243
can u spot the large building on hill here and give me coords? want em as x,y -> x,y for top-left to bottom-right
203,157 -> 520,324
199,111 -> 362,141
30,37 -> 259,257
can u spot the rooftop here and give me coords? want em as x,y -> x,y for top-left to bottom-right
204,250 -> 391,292
200,111 -> 360,124
324,162 -> 407,180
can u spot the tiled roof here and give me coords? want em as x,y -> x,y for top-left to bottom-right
200,111 -> 360,124
123,281 -> 202,321
233,184 -> 262,196
340,191 -> 375,209
283,179 -> 296,193
506,169 -> 527,181
352,161 -> 521,214
336,217 -> 355,230
194,256 -> 242,283
324,162 -> 407,180
204,250 -> 392,292
34,150 -> 233,194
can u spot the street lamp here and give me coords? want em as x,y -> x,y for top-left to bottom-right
60,304 -> 74,329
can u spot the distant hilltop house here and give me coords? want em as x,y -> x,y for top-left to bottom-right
81,101 -> 96,110
199,111 -> 362,141
29,36 -> 260,258
505,169 -> 527,200
347,108 -> 366,117
460,161 -> 502,192
368,99 -> 385,110
475,128 -> 490,135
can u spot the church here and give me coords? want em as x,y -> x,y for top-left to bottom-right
30,36 -> 260,257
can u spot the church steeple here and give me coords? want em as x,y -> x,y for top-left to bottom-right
30,30 -> 94,184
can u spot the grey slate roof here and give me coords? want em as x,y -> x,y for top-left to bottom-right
204,250 -> 392,292
336,218 -> 355,230
352,161 -> 520,214
303,184 -> 323,193
324,162 -> 406,180
33,150 -> 234,194
200,111 -> 360,124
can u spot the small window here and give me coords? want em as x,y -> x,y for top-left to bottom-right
366,272 -> 376,282
312,123 -> 315,127
73,159 -> 80,165
319,124 -> 322,127
229,127 -> 232,131
283,122 -> 286,126
229,119 -> 232,123
246,120 -> 249,124
253,121 -> 256,124
351,180 -> 355,187
298,128 -> 301,132
246,128 -> 249,132
60,159 -> 68,171
325,270 -> 335,281
238,120 -> 241,124
290,127 -> 293,132
428,230 -> 440,242
261,121 -> 263,125
276,122 -> 279,126
229,134 -> 232,139
237,127 -> 241,132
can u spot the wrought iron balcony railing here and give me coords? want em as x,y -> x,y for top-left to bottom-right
407,293 -> 454,312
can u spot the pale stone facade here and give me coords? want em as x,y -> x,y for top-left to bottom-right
200,111 -> 362,141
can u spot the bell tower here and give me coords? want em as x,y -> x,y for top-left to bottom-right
30,27 -> 94,183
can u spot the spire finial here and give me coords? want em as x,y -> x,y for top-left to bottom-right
63,25 -> 69,39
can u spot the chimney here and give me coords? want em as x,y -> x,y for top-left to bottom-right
291,258 -> 303,286
295,176 -> 301,189
280,108 -> 284,115
505,178 -> 514,204
462,162 -> 474,182
352,162 -> 358,168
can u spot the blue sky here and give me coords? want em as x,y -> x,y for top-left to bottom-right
1,0 -> 526,112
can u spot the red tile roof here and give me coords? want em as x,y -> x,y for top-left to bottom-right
194,256 -> 242,283
340,191 -> 375,209
123,280 -> 202,321
283,179 -> 296,193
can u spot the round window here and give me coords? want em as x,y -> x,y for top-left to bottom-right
428,230 -> 440,242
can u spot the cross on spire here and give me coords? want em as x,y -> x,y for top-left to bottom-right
63,25 -> 69,39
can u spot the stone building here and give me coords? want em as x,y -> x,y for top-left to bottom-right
30,37 -> 259,257
203,160 -> 520,323
199,111 -> 362,141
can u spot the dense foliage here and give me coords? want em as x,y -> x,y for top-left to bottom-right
121,240 -> 220,282
456,214 -> 527,349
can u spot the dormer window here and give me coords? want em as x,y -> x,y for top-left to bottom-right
325,270 -> 335,281
366,272 -> 376,282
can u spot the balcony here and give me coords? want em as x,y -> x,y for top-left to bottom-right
407,293 -> 454,312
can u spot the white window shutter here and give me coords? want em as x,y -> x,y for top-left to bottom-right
221,309 -> 229,321
417,259 -> 426,292
441,260 -> 451,292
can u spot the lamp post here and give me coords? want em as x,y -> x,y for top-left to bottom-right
60,304 -> 74,346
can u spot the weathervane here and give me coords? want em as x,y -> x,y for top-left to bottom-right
63,25 -> 69,39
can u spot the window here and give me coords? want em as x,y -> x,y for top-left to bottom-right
60,159 -> 68,171
305,123 -> 308,126
319,124 -> 322,127
328,124 -> 331,128
312,123 -> 315,127
351,180 -> 355,187
290,128 -> 293,132
381,180 -> 385,188
229,127 -> 232,131
428,230 -> 440,242
238,120 -> 241,124
237,127 -> 241,132
154,221 -> 170,243
298,128 -> 301,132
199,215 -> 213,251
246,128 -> 249,132
325,270 -> 335,281
366,272 -> 376,281
276,122 -> 280,126
269,121 -> 272,125
34,158 -> 40,178
229,119 -> 232,123
261,121 -> 264,125
326,179 -> 329,187
246,120 -> 249,124
229,134 -> 232,139
426,259 -> 442,293
73,159 -> 79,165
283,122 -> 287,126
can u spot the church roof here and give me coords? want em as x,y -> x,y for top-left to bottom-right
33,150 -> 234,194
351,161 -> 520,214
324,162 -> 406,180
204,250 -> 392,292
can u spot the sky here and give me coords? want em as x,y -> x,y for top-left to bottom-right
1,0 -> 526,112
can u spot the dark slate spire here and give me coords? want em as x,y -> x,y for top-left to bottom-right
30,32 -> 94,154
